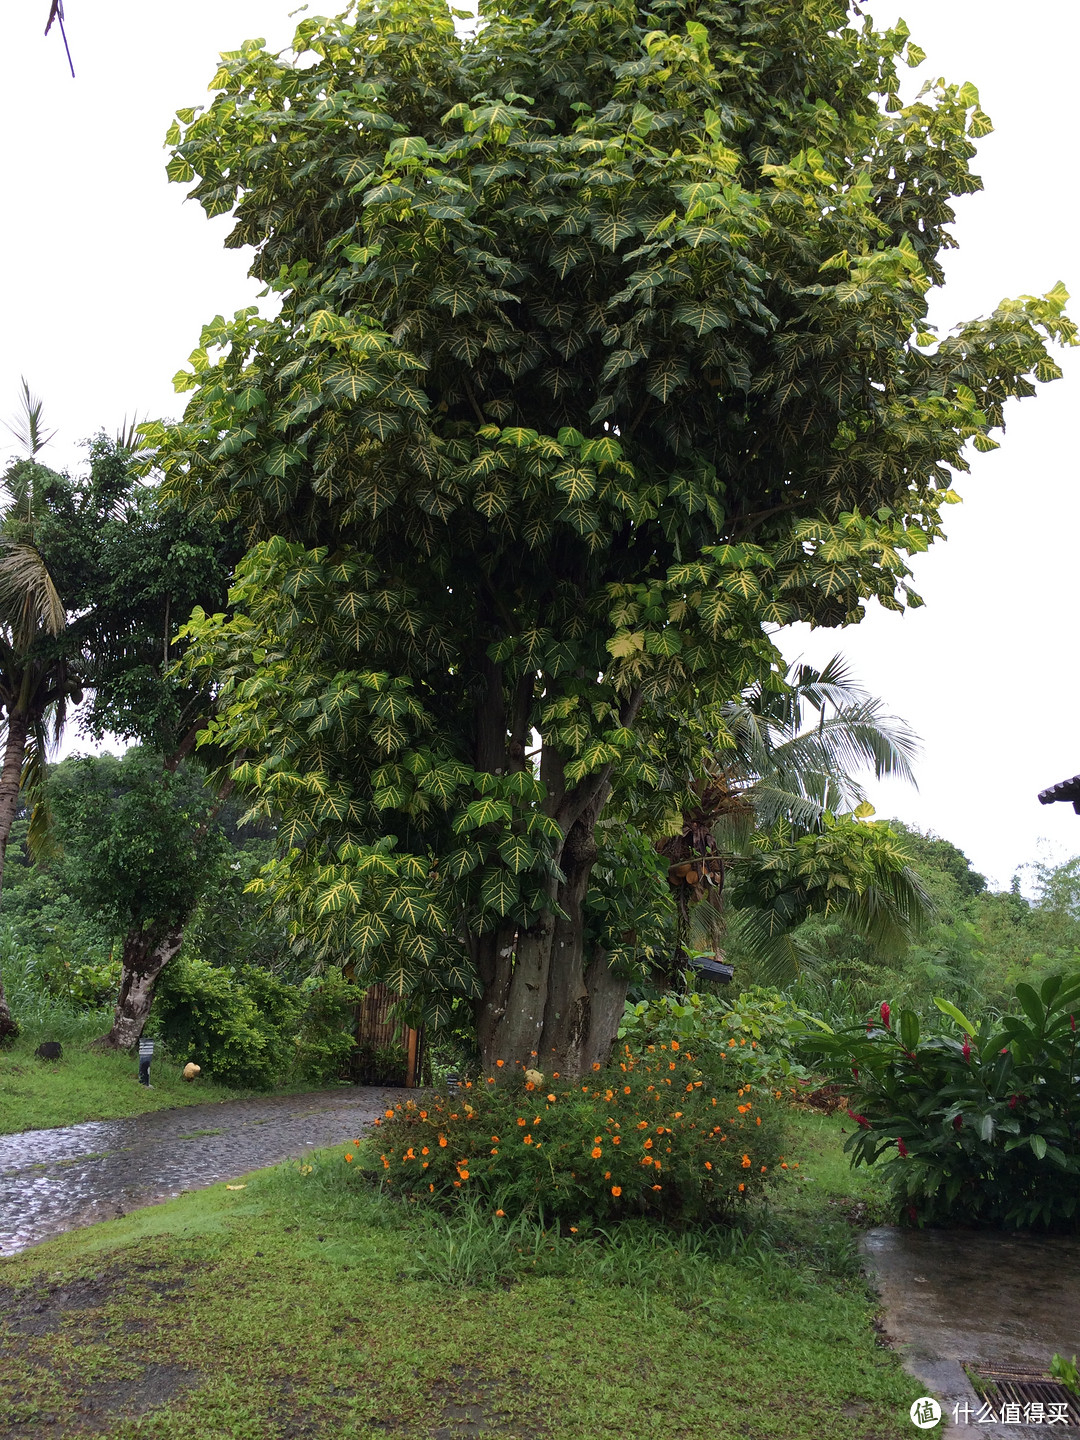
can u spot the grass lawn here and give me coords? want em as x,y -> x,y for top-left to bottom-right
0,1105 -> 921,1439
0,1038 -> 264,1135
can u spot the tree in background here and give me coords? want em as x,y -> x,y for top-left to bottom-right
50,750 -> 227,1049
160,0 -> 1072,1075
656,654 -> 925,979
0,385 -> 81,1040
0,407 -> 240,1045
38,437 -> 239,1047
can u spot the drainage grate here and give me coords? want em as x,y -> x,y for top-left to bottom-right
965,1366 -> 1080,1428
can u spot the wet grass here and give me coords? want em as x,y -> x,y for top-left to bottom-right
0,1108 -> 920,1439
0,1038 -> 259,1135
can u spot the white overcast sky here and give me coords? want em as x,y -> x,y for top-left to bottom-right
2,1 -> 1078,889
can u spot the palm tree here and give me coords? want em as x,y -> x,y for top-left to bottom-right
0,383 -> 77,1042
660,655 -> 928,983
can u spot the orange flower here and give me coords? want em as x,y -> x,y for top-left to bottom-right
384,1109 -> 395,1118
591,1146 -> 603,1158
611,1186 -> 622,1197
524,1135 -> 533,1145
781,1162 -> 788,1169
491,1135 -> 500,1143
553,1072 -> 560,1078
459,1169 -> 470,1180
422,1161 -> 429,1168
453,1181 -> 461,1188
487,1077 -> 495,1084
738,1182 -> 745,1192
670,1040 -> 679,1051
737,1105 -> 749,1114
756,1117 -> 762,1126
490,1148 -> 498,1155
704,1161 -> 713,1170
419,1111 -> 428,1120
525,1082 -> 535,1091
421,1147 -> 429,1155
741,1154 -> 751,1168
651,1184 -> 662,1191
438,1136 -> 448,1147
429,1183 -> 434,1192
592,1062 -> 601,1071
612,1136 -> 621,1145
570,1226 -> 578,1233
644,1139 -> 653,1150
496,1059 -> 505,1068
604,1171 -> 611,1179
623,1086 -> 631,1094
496,1209 -> 506,1217
345,1153 -> 354,1163
517,1118 -> 526,1126
669,1062 -> 676,1071
637,1120 -> 648,1130
547,1094 -> 556,1103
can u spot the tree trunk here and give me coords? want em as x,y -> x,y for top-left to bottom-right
479,784 -> 629,1079
472,687 -> 643,1080
93,926 -> 184,1051
0,708 -> 29,1043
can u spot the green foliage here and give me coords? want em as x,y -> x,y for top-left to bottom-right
155,954 -> 362,1089
1050,1354 -> 1080,1399
291,968 -> 364,1082
619,985 -> 812,1086
374,1047 -> 785,1222
726,813 -> 928,981
155,953 -> 299,1089
154,0 -> 1072,1054
49,749 -> 226,945
801,972 -> 1080,1228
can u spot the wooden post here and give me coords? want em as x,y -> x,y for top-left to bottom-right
405,1026 -> 419,1088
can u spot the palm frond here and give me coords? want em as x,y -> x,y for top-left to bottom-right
0,541 -> 66,642
5,379 -> 56,460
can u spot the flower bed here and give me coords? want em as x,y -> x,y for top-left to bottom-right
371,1044 -> 787,1223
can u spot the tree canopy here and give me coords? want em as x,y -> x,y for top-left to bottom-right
156,0 -> 1073,1073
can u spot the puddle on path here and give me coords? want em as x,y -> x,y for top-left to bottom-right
0,1087 -> 398,1256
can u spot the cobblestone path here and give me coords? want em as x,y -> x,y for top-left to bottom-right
0,1086 -> 398,1255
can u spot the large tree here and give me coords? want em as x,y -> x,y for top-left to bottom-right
0,389 -> 79,1041
159,0 -> 1072,1075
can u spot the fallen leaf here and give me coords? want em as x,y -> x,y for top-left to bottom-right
225,1184 -> 247,1191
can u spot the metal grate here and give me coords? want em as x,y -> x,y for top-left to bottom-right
966,1367 -> 1080,1429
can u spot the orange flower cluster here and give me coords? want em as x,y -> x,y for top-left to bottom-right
370,1044 -> 787,1219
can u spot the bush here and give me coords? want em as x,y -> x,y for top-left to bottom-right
802,971 -> 1080,1228
292,969 -> 363,1083
619,987 -> 813,1089
155,954 -> 302,1088
373,1045 -> 787,1224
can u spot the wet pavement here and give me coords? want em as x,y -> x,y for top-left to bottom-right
0,1086 -> 398,1256
862,1227 -> 1080,1438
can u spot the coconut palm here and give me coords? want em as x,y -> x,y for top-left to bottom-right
0,384 -> 78,1042
661,656 -> 928,983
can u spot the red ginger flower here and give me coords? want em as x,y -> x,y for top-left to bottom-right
880,1002 -> 891,1030
897,1138 -> 909,1157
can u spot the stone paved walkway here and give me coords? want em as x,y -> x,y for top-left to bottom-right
862,1227 -> 1080,1439
0,1086 -> 398,1255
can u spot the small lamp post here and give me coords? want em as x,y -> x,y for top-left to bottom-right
138,1037 -> 154,1087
